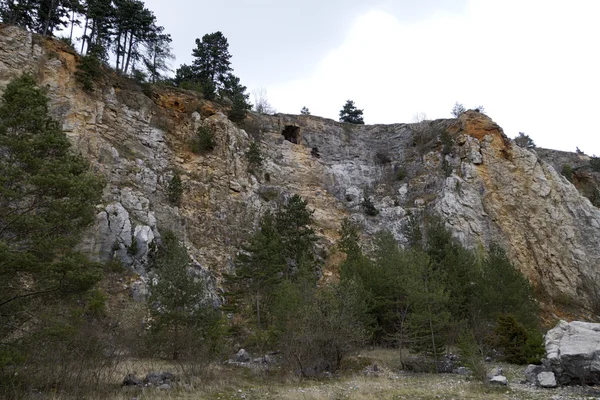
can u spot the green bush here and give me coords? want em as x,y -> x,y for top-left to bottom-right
75,55 -> 102,92
493,314 -> 543,365
246,141 -> 263,169
440,131 -> 453,155
362,195 -> 379,216
396,167 -> 407,181
457,328 -> 487,382
191,126 -> 215,153
590,156 -> 600,172
562,164 -> 574,182
168,173 -> 183,205
276,280 -> 371,376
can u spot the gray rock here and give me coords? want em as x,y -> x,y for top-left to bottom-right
490,375 -> 508,386
144,371 -> 162,385
157,384 -> 171,390
524,364 -> 549,384
122,373 -> 142,386
488,366 -> 503,378
536,371 -> 557,388
235,348 -> 251,362
545,320 -> 600,385
160,371 -> 175,381
454,366 -> 471,375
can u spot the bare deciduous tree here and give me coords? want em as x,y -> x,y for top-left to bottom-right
252,87 -> 276,115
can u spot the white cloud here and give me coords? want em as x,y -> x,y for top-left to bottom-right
267,0 -> 600,154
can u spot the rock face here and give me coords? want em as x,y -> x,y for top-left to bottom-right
544,320 -> 600,384
1,25 -> 600,309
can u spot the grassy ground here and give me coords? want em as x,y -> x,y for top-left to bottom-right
21,349 -> 600,400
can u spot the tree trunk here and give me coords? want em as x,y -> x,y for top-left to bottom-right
151,47 -> 158,83
123,33 -> 135,74
80,16 -> 88,54
69,9 -> 75,42
115,30 -> 123,72
42,0 -> 56,36
256,289 -> 261,330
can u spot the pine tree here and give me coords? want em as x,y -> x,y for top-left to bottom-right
142,26 -> 173,83
235,213 -> 285,330
220,73 -> 251,121
232,195 -> 317,331
300,106 -> 311,115
405,252 -> 450,368
514,132 -> 536,149
339,99 -> 364,124
149,231 -> 221,361
476,244 -> 538,329
81,0 -> 113,59
191,31 -> 232,94
0,74 -> 104,371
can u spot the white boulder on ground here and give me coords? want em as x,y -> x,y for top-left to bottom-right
536,371 -> 557,388
488,366 -> 507,386
490,375 -> 508,385
544,320 -> 600,385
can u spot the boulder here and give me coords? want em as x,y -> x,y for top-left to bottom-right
488,366 -> 503,378
536,371 -> 557,388
143,371 -> 176,386
144,371 -> 162,385
235,348 -> 251,363
544,320 -> 600,385
524,364 -> 549,384
490,375 -> 508,386
122,373 -> 142,386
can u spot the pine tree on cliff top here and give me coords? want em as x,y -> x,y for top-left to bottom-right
339,99 -> 364,124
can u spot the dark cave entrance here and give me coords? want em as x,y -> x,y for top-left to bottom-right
282,125 -> 300,144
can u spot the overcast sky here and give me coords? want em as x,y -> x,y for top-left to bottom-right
143,0 -> 599,155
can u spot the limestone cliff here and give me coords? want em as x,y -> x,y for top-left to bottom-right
1,25 -> 599,314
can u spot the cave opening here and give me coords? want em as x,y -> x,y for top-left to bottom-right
282,125 -> 300,144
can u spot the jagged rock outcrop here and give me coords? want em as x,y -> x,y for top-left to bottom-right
1,25 -> 600,310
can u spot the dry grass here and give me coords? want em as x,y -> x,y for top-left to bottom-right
22,350 -> 599,400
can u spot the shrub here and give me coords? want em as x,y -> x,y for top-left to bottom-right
191,126 -> 215,153
375,151 -> 391,164
301,106 -> 311,115
396,167 -> 407,181
277,281 -> 370,376
514,132 -> 536,149
457,328 -> 487,382
451,102 -> 466,117
440,131 -> 453,155
493,314 -> 543,365
75,54 -> 102,92
562,164 -> 573,182
168,173 -> 183,205
361,195 -> 379,216
246,141 -> 263,169
590,156 -> 600,172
